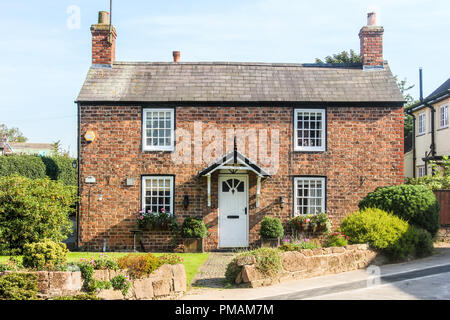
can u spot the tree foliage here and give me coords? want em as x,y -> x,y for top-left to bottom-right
315,49 -> 360,64
0,124 -> 28,142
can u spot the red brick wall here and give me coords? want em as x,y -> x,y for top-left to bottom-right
359,26 -> 384,67
91,26 -> 116,65
78,105 -> 404,252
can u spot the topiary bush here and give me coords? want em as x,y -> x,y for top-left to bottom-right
181,217 -> 207,239
260,216 -> 284,239
340,208 -> 433,261
0,273 -> 38,300
0,175 -> 76,255
22,240 -> 69,270
358,184 -> 440,236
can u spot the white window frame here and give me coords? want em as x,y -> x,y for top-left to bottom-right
418,112 -> 426,135
141,176 -> 174,215
418,166 -> 426,178
294,109 -> 326,152
294,177 -> 326,216
142,108 -> 175,151
439,105 -> 448,129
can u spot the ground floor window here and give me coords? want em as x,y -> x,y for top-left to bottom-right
142,176 -> 174,214
294,177 -> 326,215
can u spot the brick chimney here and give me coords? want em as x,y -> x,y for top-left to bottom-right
91,11 -> 117,66
359,12 -> 384,68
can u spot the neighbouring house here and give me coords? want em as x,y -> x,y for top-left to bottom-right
405,78 -> 450,178
7,143 -> 55,156
75,11 -> 404,252
0,134 -> 12,155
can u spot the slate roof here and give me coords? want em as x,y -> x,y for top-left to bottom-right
426,77 -> 450,100
76,61 -> 404,104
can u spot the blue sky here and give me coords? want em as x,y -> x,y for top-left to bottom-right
0,0 -> 448,156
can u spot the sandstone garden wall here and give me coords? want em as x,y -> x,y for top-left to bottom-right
0,264 -> 186,300
233,244 -> 381,288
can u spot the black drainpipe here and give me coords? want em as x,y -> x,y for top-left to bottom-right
406,109 -> 417,178
76,102 -> 81,249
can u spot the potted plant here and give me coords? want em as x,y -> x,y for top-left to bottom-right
181,217 -> 207,253
260,216 -> 284,248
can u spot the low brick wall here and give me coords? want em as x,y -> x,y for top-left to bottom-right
0,264 -> 186,300
235,244 -> 379,288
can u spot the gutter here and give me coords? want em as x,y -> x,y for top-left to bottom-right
406,109 -> 417,178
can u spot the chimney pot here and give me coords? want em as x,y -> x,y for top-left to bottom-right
173,51 -> 181,63
367,12 -> 376,26
98,11 -> 110,25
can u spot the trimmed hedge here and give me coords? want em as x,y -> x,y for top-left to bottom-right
181,218 -> 207,239
340,208 -> 433,261
0,155 -> 76,186
358,184 -> 440,236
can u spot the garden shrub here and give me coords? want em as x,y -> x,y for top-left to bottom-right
358,184 -> 440,236
409,226 -> 434,258
158,254 -> 184,265
225,248 -> 282,284
325,232 -> 350,247
0,175 -> 76,255
0,155 -> 47,180
340,208 -> 433,261
0,155 -> 77,186
117,253 -> 163,279
260,216 -> 284,239
181,217 -> 207,238
110,275 -> 132,296
0,273 -> 38,300
22,240 -> 69,270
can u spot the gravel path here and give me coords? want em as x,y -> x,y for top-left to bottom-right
190,252 -> 235,288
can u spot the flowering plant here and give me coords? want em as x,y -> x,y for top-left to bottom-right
137,208 -> 178,232
325,231 -> 350,247
279,237 -> 320,251
288,212 -> 332,234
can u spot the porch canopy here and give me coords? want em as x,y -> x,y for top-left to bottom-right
198,141 -> 271,207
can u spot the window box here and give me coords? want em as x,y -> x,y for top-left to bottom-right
182,238 -> 205,253
260,238 -> 281,248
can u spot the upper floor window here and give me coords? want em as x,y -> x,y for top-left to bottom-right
143,108 -> 175,151
294,177 -> 326,215
418,112 -> 426,135
294,109 -> 326,152
440,105 -> 448,129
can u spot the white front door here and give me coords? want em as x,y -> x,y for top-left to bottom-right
218,175 -> 249,248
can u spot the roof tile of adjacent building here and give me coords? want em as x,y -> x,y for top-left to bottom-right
76,61 -> 404,104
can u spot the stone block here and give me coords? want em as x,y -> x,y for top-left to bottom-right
331,247 -> 346,253
281,251 -> 306,272
35,271 -> 50,294
344,244 -> 359,251
133,278 -> 154,300
235,272 -> 243,285
98,289 -> 124,300
49,272 -> 72,292
93,270 -> 109,282
236,255 -> 256,266
300,249 -> 314,257
357,244 -> 369,250
152,279 -> 172,297
312,248 -> 324,256
241,265 -> 265,283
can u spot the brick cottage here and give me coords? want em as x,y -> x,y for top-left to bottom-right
75,11 -> 404,252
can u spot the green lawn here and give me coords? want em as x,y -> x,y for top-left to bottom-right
0,252 -> 209,287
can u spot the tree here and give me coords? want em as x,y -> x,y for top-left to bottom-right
315,49 -> 360,64
0,124 -> 28,142
315,50 -> 416,136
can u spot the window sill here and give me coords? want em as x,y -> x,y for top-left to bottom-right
437,126 -> 449,131
416,133 -> 427,137
142,147 -> 175,153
